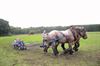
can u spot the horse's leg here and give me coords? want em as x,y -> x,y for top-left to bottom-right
64,43 -> 73,55
61,43 -> 66,51
68,43 -> 74,55
77,41 -> 80,47
52,42 -> 59,56
67,43 -> 73,55
55,43 -> 59,54
43,46 -> 48,53
61,43 -> 69,55
73,41 -> 80,52
43,43 -> 50,53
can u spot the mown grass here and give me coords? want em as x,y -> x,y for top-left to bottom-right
0,32 -> 100,66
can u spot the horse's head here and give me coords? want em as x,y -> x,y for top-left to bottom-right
76,27 -> 87,39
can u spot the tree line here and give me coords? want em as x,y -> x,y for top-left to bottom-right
0,19 -> 100,36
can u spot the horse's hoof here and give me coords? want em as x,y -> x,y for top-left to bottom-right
73,48 -> 78,52
75,49 -> 78,52
54,54 -> 58,56
44,51 -> 47,53
43,49 -> 47,53
60,52 -> 67,55
69,52 -> 73,55
63,49 -> 69,54
69,50 -> 74,55
73,47 -> 78,52
69,53 -> 73,55
53,52 -> 59,56
54,53 -> 57,56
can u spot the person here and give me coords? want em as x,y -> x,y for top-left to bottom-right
42,30 -> 46,37
12,38 -> 26,50
40,30 -> 47,48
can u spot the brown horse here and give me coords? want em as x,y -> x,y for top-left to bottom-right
42,26 -> 87,55
61,26 -> 87,54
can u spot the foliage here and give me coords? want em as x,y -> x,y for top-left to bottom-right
10,24 -> 100,35
0,19 -> 10,36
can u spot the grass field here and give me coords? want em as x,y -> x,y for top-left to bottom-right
0,32 -> 100,66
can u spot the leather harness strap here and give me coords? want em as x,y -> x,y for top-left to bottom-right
59,31 -> 69,40
70,29 -> 77,41
59,32 -> 66,37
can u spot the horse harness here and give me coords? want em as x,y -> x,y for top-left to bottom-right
70,29 -> 80,42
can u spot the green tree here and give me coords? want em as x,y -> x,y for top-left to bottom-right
0,19 -> 10,36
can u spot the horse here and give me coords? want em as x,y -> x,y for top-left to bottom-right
60,26 -> 87,54
42,26 -> 87,56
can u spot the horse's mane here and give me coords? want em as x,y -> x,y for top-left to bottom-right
69,25 -> 85,30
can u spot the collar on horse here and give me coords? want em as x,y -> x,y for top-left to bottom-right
70,29 -> 78,41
